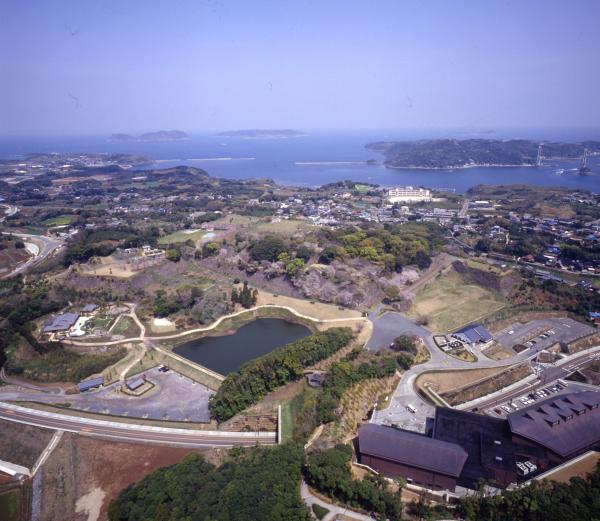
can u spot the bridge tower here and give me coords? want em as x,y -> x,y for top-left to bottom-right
579,148 -> 591,175
536,144 -> 543,167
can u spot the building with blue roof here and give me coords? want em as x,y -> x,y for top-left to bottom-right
454,323 -> 493,344
78,376 -> 104,392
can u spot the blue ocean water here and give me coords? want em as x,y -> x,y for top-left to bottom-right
1,129 -> 599,193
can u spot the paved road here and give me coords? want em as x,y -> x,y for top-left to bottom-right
0,231 -> 63,279
301,481 -> 374,521
0,402 -> 276,447
368,311 -> 539,431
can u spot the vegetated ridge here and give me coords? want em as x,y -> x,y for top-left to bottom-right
218,129 -> 306,138
367,138 -> 600,169
108,130 -> 190,142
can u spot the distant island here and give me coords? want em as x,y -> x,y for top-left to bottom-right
218,129 -> 305,139
108,130 -> 190,143
366,139 -> 600,169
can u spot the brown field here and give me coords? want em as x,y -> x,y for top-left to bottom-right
0,419 -> 54,469
0,248 -> 29,273
415,367 -> 508,395
482,342 -> 515,360
441,363 -> 532,405
256,290 -> 363,321
38,433 -> 221,521
536,452 -> 600,484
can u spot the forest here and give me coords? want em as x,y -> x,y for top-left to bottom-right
304,444 -> 402,519
458,464 -> 600,521
108,444 -> 311,521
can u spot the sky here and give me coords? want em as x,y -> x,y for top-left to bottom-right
1,0 -> 599,136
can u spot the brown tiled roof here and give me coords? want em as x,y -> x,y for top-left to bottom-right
358,424 -> 468,477
508,391 -> 600,458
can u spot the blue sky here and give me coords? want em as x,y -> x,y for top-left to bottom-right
1,0 -> 599,135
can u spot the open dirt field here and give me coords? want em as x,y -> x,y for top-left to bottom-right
38,433 -> 221,521
441,363 -> 532,406
408,269 -> 507,333
536,452 -> 600,484
482,342 -> 516,360
256,290 -> 363,321
0,419 -> 54,469
79,256 -> 140,279
415,367 -> 508,395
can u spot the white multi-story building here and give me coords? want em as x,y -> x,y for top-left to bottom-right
387,186 -> 432,203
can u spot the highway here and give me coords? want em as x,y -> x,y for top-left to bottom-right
0,402 -> 277,448
0,231 -> 63,279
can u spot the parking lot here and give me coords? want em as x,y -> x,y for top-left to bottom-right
0,366 -> 215,422
484,378 -> 591,419
495,318 -> 594,354
74,367 -> 214,421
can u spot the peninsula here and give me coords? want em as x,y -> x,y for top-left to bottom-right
108,130 -> 190,143
218,129 -> 305,139
367,138 -> 600,169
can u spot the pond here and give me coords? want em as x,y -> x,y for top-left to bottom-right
173,318 -> 312,375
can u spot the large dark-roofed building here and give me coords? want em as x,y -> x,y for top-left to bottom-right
357,424 -> 468,491
508,391 -> 600,459
43,312 -> 79,333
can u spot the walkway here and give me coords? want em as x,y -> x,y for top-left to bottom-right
301,481 -> 374,521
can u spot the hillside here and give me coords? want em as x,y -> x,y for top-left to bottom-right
367,139 -> 600,169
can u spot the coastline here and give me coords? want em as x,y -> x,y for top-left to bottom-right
384,162 -> 537,171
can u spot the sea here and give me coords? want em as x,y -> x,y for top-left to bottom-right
1,129 -> 600,193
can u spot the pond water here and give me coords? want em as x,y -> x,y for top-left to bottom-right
173,318 -> 312,375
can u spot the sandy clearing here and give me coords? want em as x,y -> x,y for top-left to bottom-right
75,486 -> 106,521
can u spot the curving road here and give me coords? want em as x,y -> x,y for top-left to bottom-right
0,402 -> 276,447
0,231 -> 63,279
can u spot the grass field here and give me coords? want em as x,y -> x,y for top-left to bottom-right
354,184 -> 372,193
251,219 -> 314,235
158,229 -> 205,245
466,258 -> 510,275
42,214 -> 74,226
408,269 -> 507,333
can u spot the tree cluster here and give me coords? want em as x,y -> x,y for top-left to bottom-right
109,444 -> 311,521
458,464 -> 600,521
304,445 -> 401,520
231,282 -> 258,309
316,352 -> 412,424
210,328 -> 355,422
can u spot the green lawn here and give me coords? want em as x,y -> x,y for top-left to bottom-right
85,315 -> 113,331
158,229 -> 205,245
252,219 -> 314,235
42,214 -> 74,226
409,269 -> 507,333
354,184 -> 372,193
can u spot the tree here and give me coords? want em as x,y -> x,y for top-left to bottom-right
390,335 -> 417,354
165,248 -> 181,262
250,235 -> 287,261
201,241 -> 219,257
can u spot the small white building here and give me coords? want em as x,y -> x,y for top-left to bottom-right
387,186 -> 432,204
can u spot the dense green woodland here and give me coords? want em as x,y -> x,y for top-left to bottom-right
210,327 -> 354,421
458,464 -> 600,521
305,444 -> 402,519
108,444 -> 311,521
